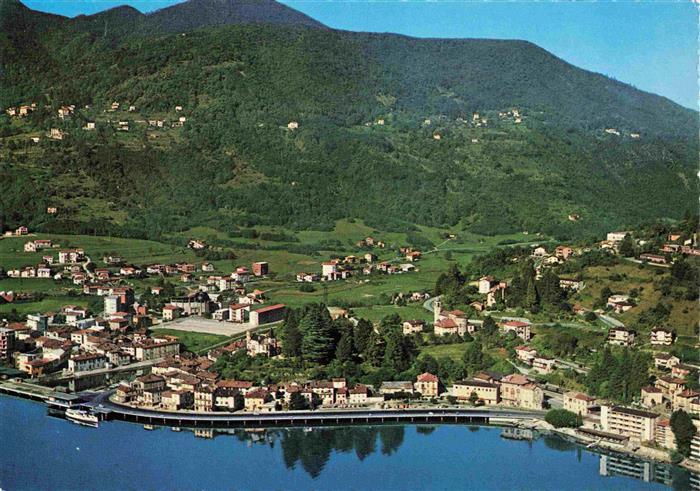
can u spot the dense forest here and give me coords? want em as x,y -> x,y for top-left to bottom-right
0,0 -> 697,239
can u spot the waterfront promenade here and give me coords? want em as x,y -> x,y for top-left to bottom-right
88,392 -> 545,428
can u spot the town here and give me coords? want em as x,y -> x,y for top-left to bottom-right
0,213 -> 698,474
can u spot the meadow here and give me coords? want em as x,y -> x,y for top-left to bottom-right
0,221 -> 543,324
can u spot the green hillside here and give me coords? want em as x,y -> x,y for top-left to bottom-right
0,0 -> 696,240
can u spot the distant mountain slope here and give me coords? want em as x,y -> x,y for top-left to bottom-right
65,0 -> 325,38
0,1 -> 696,239
146,0 -> 326,31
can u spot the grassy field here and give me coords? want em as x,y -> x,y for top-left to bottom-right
419,342 -> 471,362
0,223 -> 546,327
570,261 -> 698,339
352,304 -> 433,323
0,233 -> 197,269
0,295 -> 90,316
0,278 -> 74,293
150,328 -> 230,353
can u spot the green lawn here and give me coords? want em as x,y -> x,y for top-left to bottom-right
352,304 -> 433,323
419,343 -> 471,362
0,233 -> 197,269
0,296 -> 90,316
150,328 -> 230,353
0,227 -> 548,328
0,278 -> 73,293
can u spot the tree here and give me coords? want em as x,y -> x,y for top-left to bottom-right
618,233 -> 635,257
670,409 -> 697,457
538,269 -> 565,307
281,316 -> 303,358
525,275 -> 539,310
335,328 -> 355,363
481,316 -> 498,337
354,319 -> 373,354
299,304 -> 336,364
545,409 -> 581,428
364,330 -> 385,367
383,328 -> 417,373
468,391 -> 479,405
415,354 -> 439,375
289,391 -> 309,410
462,340 -> 491,375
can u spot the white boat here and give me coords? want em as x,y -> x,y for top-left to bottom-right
65,408 -> 99,428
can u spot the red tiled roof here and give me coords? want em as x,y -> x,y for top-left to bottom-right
503,320 -> 530,328
254,304 -> 285,314
417,372 -> 438,382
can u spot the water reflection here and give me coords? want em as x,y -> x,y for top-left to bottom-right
166,424 -> 697,487
598,453 -> 695,491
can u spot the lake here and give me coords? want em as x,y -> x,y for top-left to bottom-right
0,396 -> 695,490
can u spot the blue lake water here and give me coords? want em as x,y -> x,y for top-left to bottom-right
0,395 -> 695,490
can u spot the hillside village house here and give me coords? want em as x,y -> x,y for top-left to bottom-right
559,278 -> 584,291
640,253 -> 668,264
563,392 -> 597,415
555,245 -> 574,259
23,239 -> 52,252
402,319 -> 425,335
228,303 -> 250,323
134,340 -> 180,361
607,327 -> 635,346
671,389 -> 700,413
348,385 -> 370,405
641,386 -> 664,408
607,294 -> 634,313
252,262 -> 269,276
531,356 -> 556,374
500,320 -> 532,341
162,390 -> 194,411
434,318 -> 460,337
650,327 -> 675,346
655,376 -> 686,399
607,231 -> 631,243
515,345 -> 537,365
654,353 -> 680,370
671,364 -> 694,379
478,276 -> 497,294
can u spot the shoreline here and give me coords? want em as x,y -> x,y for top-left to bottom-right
3,390 -> 696,479
1,383 -> 695,474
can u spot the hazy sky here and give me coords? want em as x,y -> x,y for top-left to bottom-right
24,0 -> 699,109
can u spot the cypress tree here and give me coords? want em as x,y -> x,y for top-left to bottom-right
299,304 -> 335,364
354,319 -> 373,354
364,330 -> 385,367
670,410 -> 697,457
335,328 -> 355,363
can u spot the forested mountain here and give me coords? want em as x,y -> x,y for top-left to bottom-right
0,0 -> 696,240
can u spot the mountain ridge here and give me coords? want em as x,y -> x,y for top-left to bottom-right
0,0 -> 696,239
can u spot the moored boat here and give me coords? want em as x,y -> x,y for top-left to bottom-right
65,408 -> 99,428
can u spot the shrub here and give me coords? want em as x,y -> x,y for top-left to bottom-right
545,409 -> 581,428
